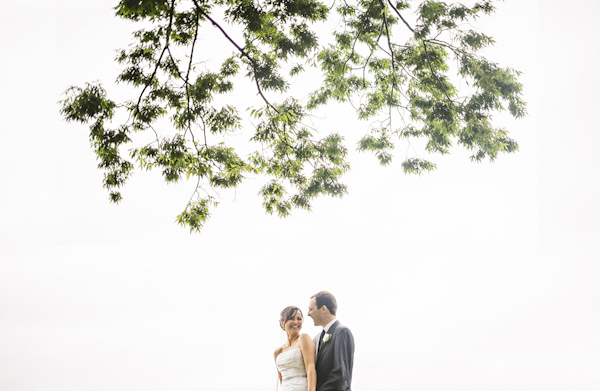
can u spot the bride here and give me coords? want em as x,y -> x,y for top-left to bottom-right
274,306 -> 316,391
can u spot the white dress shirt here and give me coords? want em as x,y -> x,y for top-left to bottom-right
323,318 -> 338,333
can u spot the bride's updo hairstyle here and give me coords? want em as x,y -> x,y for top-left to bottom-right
279,306 -> 303,330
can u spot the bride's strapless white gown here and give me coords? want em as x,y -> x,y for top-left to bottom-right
276,347 -> 307,391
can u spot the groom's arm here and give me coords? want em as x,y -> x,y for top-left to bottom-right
319,327 -> 354,391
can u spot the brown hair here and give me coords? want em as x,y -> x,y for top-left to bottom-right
279,306 -> 303,330
311,291 -> 337,315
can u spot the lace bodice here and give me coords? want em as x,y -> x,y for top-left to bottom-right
276,348 -> 307,391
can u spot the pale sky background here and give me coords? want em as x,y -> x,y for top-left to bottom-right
1,0 -> 599,390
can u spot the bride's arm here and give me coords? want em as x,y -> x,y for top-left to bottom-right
299,334 -> 316,391
274,348 -> 283,385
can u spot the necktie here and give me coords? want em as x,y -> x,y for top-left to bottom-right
318,329 -> 326,352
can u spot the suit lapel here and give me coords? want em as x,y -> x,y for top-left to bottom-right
316,321 -> 340,361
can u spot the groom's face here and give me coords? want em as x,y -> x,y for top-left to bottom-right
308,297 -> 324,327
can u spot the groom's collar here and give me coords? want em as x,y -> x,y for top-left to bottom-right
323,318 -> 338,333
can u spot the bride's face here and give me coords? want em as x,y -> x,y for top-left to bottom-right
283,310 -> 303,335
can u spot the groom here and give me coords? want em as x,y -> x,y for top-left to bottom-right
308,291 -> 354,391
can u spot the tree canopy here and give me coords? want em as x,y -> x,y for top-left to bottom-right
61,0 -> 526,232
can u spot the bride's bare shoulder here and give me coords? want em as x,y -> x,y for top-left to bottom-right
299,333 -> 314,344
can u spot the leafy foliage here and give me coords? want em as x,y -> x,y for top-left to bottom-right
61,0 -> 526,232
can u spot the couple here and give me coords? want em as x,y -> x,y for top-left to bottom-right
274,291 -> 354,391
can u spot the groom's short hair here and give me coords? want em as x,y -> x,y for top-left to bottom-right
312,291 -> 337,315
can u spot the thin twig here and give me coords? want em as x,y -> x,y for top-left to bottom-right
362,20 -> 385,83
166,47 -> 186,83
342,0 -> 378,72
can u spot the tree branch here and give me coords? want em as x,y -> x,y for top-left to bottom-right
191,0 -> 278,113
184,9 -> 203,153
381,2 -> 396,130
387,0 -> 414,33
422,40 -> 453,102
134,0 -> 176,117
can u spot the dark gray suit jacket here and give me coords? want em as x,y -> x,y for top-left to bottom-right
313,321 -> 354,391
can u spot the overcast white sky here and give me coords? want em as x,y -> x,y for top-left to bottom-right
1,0 -> 599,390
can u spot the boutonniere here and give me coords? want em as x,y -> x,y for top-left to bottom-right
323,333 -> 331,344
